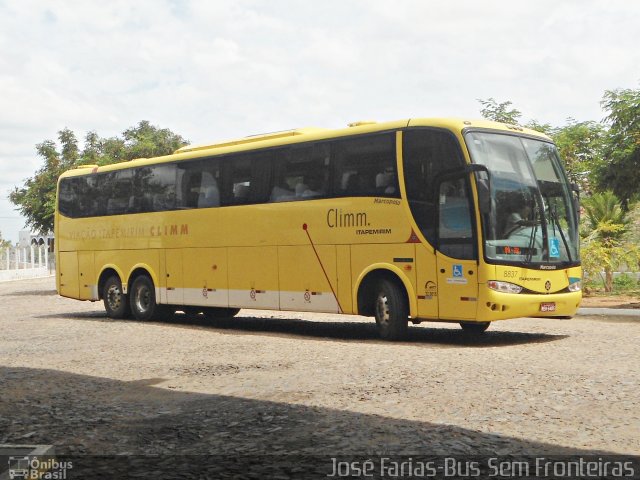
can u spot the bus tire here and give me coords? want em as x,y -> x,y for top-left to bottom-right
103,275 -> 131,319
203,307 -> 240,319
374,278 -> 408,340
129,275 -> 173,321
459,321 -> 490,334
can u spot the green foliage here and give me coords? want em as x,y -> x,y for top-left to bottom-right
581,191 -> 639,292
582,191 -> 630,237
596,87 -> 640,205
9,121 -> 188,233
551,119 -> 605,194
522,119 -> 553,136
477,98 -> 551,134
122,121 -> 187,161
612,273 -> 638,291
478,98 -> 522,124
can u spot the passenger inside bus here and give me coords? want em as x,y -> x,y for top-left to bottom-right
270,183 -> 295,202
296,174 -> 325,198
503,196 -> 532,237
197,172 -> 220,207
375,169 -> 397,195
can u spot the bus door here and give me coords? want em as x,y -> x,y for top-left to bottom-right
435,176 -> 478,320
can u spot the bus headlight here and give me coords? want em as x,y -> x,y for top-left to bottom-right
487,280 -> 523,294
568,280 -> 582,292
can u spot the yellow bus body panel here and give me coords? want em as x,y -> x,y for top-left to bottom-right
55,118 -> 581,325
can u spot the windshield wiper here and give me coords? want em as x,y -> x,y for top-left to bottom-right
520,191 -> 542,263
525,207 -> 539,263
546,201 -> 573,263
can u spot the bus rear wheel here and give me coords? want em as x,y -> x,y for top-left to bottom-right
204,307 -> 241,319
374,279 -> 408,340
459,321 -> 491,334
103,275 -> 131,319
130,275 -> 173,321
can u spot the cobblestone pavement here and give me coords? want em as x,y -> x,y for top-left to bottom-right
0,277 -> 638,475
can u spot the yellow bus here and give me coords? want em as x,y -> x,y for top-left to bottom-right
55,118 -> 582,339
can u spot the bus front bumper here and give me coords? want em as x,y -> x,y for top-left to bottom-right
476,289 -> 582,322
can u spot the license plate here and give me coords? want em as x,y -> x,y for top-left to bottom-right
540,302 -> 556,312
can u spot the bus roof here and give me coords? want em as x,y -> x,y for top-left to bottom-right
59,118 -> 552,179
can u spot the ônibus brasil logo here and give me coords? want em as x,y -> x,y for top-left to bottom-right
8,456 -> 73,479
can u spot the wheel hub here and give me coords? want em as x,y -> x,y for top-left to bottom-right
134,285 -> 151,314
376,293 -> 390,325
106,285 -> 122,310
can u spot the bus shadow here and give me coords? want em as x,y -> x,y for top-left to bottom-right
175,313 -> 568,347
41,310 -> 568,348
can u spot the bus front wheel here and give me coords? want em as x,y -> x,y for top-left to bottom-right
374,279 -> 408,340
103,275 -> 131,319
130,275 -> 173,321
459,321 -> 491,334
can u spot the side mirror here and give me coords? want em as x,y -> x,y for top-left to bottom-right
431,163 -> 492,214
475,170 -> 491,214
466,164 -> 491,215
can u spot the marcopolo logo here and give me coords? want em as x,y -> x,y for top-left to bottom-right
8,456 -> 73,479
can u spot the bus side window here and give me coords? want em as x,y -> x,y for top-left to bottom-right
142,164 -> 177,212
222,153 -> 272,206
437,177 -> 475,259
94,169 -> 134,216
176,160 -> 218,209
58,178 -> 77,217
227,156 -> 252,205
60,176 -> 99,218
270,147 -> 295,202
403,128 -> 465,246
271,143 -> 330,202
79,175 -> 100,217
333,133 -> 398,198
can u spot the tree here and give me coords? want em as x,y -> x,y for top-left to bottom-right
478,98 -> 551,134
0,231 -> 11,249
596,87 -> 640,206
523,119 -> 553,136
551,118 -> 606,194
121,121 -> 187,161
9,130 -> 76,234
478,98 -> 522,124
9,122 -> 188,233
580,191 -> 638,292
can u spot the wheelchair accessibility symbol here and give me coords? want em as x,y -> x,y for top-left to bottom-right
549,238 -> 560,258
447,264 -> 468,285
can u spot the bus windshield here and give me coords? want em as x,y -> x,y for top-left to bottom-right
465,131 -> 579,266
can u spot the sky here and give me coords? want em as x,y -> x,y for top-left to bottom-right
1,0 -> 639,243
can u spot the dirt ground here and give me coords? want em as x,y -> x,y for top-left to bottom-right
1,277 -> 638,477
580,294 -> 640,309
